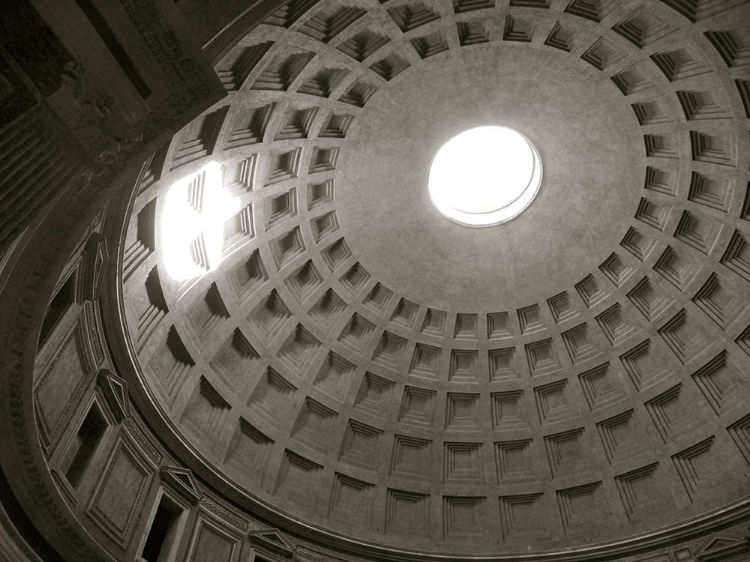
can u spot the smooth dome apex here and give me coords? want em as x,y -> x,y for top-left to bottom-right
428,126 -> 542,226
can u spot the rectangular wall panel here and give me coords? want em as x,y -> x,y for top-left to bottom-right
86,436 -> 154,547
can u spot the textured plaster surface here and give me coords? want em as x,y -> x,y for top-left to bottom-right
340,45 -> 642,310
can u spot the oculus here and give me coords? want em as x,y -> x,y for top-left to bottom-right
428,126 -> 542,226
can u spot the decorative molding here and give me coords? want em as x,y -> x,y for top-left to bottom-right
96,369 -> 130,423
200,496 -> 248,532
160,466 -> 202,505
248,528 -> 295,559
122,417 -> 162,466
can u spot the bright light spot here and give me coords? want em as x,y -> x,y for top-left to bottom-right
428,126 -> 542,226
162,161 -> 240,280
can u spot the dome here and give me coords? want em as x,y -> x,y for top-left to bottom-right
1,1 -> 750,561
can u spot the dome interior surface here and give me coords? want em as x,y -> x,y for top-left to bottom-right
339,43 -> 642,309
118,0 -> 750,556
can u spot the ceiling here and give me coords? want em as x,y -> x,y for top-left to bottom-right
120,0 -> 750,556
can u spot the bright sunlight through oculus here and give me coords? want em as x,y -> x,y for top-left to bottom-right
162,161 -> 241,281
428,126 -> 542,226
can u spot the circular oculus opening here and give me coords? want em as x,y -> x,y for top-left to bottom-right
428,126 -> 542,226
